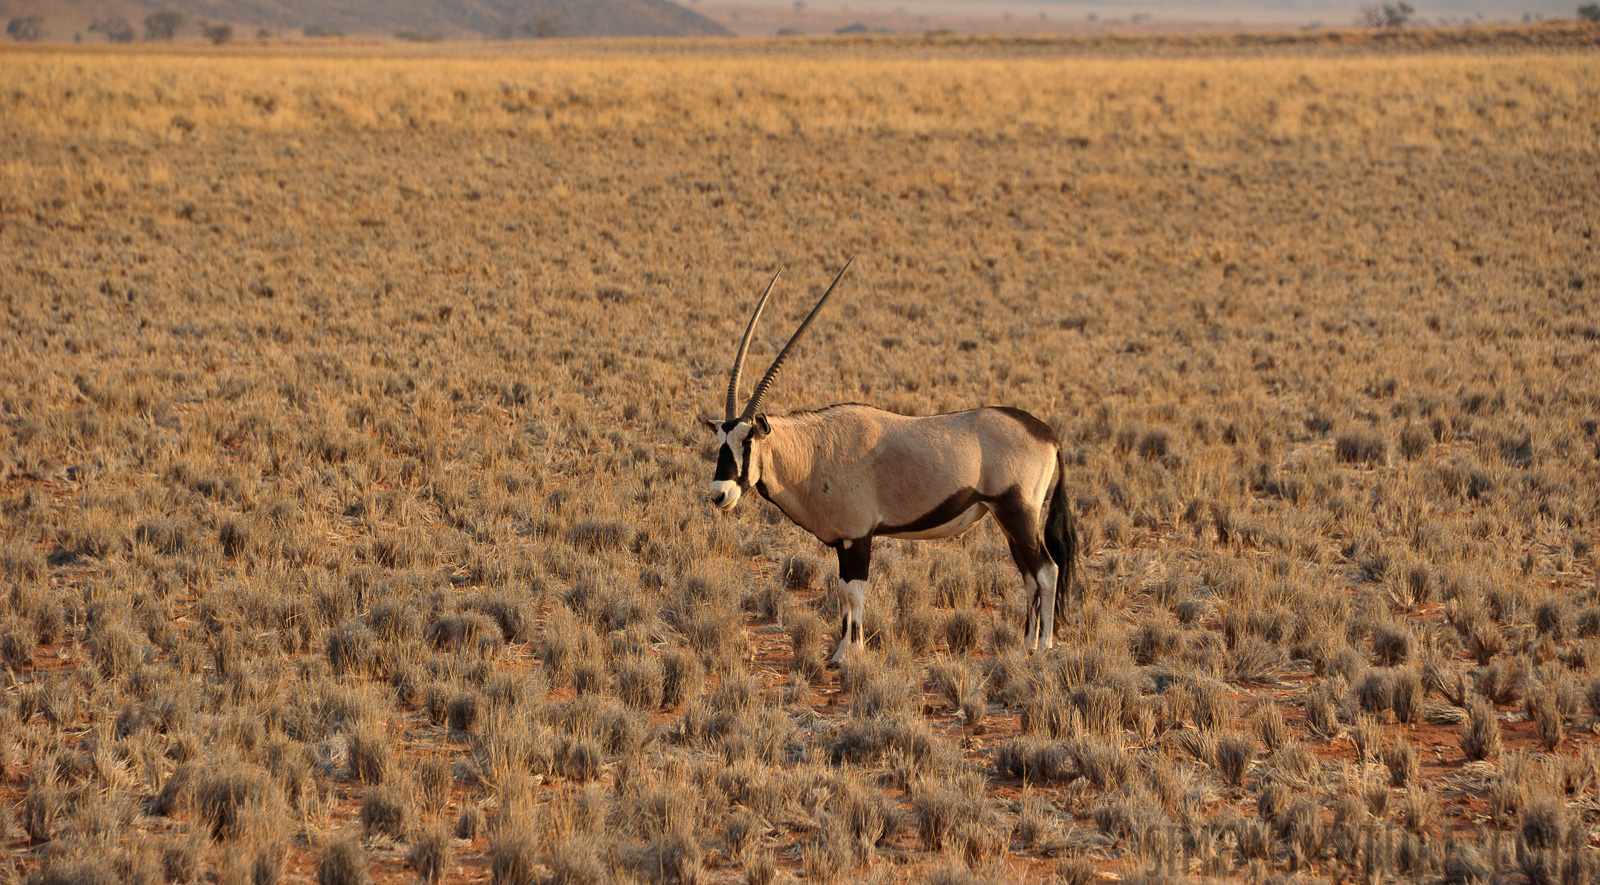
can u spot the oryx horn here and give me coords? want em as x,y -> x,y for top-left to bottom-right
740,256 -> 854,422
726,269 -> 783,422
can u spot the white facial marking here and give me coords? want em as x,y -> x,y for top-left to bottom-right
708,422 -> 754,511
722,423 -> 751,475
709,479 -> 740,509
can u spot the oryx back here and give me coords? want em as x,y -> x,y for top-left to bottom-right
760,405 -> 1058,545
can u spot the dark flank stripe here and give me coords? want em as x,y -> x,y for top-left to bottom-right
875,487 -> 982,536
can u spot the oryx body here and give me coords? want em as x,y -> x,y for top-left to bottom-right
705,261 -> 1079,660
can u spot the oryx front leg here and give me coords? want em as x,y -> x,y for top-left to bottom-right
832,538 -> 872,663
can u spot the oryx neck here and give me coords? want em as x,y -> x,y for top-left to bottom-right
749,414 -> 828,537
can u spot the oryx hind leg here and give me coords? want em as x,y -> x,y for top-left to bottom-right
992,493 -> 1053,654
832,538 -> 872,663
1036,560 -> 1060,650
1021,571 -> 1042,652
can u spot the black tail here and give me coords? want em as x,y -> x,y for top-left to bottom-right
1042,449 -> 1078,634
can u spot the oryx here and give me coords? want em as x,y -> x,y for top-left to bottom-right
703,259 -> 1079,660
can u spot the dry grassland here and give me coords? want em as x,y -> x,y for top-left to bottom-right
2,34 -> 1600,885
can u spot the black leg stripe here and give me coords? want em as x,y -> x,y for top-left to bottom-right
836,540 -> 872,584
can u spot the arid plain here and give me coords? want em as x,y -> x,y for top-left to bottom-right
2,30 -> 1599,884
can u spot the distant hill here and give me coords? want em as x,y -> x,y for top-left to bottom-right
1,0 -> 732,38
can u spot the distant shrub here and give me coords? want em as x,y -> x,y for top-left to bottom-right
6,15 -> 43,42
1580,4 -> 1600,22
395,29 -> 443,42
144,10 -> 184,40
304,24 -> 345,38
497,17 -> 558,38
1359,2 -> 1414,27
201,22 -> 234,45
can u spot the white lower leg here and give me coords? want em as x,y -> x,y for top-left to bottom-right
833,579 -> 868,660
1022,576 -> 1040,652
1037,563 -> 1059,650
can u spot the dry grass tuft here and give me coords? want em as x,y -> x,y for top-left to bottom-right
316,836 -> 372,885
409,821 -> 454,885
1461,698 -> 1504,762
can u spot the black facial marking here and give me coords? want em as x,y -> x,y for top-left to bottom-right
713,444 -> 738,483
876,487 -> 983,535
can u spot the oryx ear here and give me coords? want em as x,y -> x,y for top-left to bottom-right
700,416 -> 722,433
751,414 -> 772,438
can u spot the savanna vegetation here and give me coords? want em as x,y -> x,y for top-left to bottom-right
1,30 -> 1598,884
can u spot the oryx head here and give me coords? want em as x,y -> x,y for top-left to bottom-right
704,259 -> 853,511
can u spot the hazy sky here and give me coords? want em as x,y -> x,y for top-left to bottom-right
699,0 -> 1584,24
